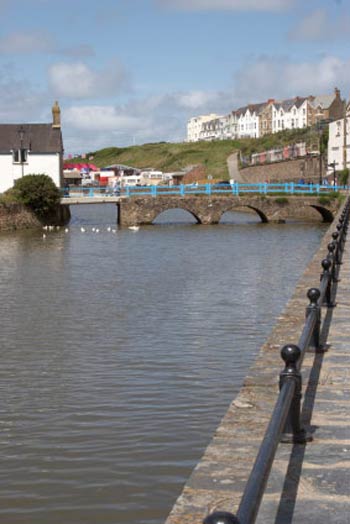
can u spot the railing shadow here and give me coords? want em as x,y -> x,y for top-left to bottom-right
274,305 -> 334,523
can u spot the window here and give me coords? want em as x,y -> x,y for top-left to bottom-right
12,149 -> 28,163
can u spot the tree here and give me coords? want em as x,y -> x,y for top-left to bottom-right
11,174 -> 60,216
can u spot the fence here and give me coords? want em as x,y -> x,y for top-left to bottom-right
203,197 -> 350,524
61,182 -> 346,199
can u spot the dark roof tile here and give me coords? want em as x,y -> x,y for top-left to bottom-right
0,124 -> 63,154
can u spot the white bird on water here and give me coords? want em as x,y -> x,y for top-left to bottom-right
42,233 -> 46,239
80,227 -> 86,233
128,226 -> 140,231
65,228 -> 69,233
107,226 -> 111,232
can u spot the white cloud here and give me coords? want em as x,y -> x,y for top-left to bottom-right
157,0 -> 295,11
0,31 -> 55,54
289,8 -> 350,41
48,60 -> 130,99
0,30 -> 94,57
64,106 -> 144,131
233,55 -> 350,102
0,65 -> 48,122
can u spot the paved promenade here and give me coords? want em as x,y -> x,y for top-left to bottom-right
165,208 -> 350,524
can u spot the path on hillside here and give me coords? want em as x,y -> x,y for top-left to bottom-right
227,152 -> 245,183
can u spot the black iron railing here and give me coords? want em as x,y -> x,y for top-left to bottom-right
203,197 -> 350,524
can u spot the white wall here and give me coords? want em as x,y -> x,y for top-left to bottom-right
328,117 -> 350,173
0,152 -> 61,193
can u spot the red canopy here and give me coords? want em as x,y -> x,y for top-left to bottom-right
64,162 -> 99,171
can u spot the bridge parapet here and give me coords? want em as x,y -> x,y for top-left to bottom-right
117,195 -> 341,226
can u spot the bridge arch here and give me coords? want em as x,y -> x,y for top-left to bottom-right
309,205 -> 334,223
153,207 -> 201,224
218,204 -> 269,224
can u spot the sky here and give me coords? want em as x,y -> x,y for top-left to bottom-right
0,0 -> 349,155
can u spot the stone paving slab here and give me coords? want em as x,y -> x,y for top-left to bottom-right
165,202 -> 350,524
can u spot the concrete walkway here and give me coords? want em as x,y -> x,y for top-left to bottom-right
165,209 -> 350,524
256,238 -> 350,523
227,153 -> 245,183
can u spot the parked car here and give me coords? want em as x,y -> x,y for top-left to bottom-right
213,180 -> 232,189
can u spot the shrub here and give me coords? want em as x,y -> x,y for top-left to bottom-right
318,196 -> 331,205
337,168 -> 349,186
275,197 -> 289,205
9,174 -> 60,216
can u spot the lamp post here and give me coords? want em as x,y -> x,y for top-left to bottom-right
18,125 -> 25,178
315,113 -> 324,186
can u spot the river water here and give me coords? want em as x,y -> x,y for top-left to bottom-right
0,205 -> 327,524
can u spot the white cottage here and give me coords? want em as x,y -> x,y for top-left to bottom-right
327,100 -> 350,174
0,102 -> 64,193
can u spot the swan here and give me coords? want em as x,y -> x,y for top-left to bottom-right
128,226 -> 140,231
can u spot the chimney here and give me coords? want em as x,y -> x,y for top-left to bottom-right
52,101 -> 61,128
334,87 -> 340,99
267,98 -> 275,104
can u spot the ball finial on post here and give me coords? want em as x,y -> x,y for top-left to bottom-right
203,512 -> 241,524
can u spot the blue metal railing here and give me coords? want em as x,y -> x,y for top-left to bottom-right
61,183 -> 346,199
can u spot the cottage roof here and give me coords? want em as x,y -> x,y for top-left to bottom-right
310,95 -> 335,110
273,97 -> 308,111
234,101 -> 267,117
0,124 -> 63,154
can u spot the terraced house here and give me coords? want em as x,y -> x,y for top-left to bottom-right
187,88 -> 345,142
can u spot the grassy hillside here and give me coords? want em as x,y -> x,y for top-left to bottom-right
69,128 -> 319,181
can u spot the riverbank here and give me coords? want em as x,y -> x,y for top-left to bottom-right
0,202 -> 70,231
165,201 -> 348,523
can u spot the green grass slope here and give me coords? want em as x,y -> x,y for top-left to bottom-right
69,128 -> 319,181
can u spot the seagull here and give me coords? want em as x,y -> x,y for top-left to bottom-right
80,227 -> 86,233
92,227 -> 96,232
95,228 -> 100,233
128,226 -> 140,231
112,229 -> 116,233
43,225 -> 48,231
65,228 -> 69,233
107,226 -> 111,232
42,234 -> 46,239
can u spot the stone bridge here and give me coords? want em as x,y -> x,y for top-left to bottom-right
117,195 -> 340,226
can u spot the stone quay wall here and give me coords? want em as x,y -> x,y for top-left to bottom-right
165,200 -> 347,524
0,203 -> 70,232
240,157 -> 321,184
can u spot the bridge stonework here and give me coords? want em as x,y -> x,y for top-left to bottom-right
117,195 -> 340,226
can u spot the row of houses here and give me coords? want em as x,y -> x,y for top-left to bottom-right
187,88 -> 345,142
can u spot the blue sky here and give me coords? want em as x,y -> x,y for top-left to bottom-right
0,0 -> 349,155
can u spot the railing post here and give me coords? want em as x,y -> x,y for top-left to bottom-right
207,183 -> 212,195
320,258 -> 335,308
332,231 -> 341,265
235,182 -> 239,196
305,288 -> 323,352
125,186 -> 130,197
180,184 -> 185,196
203,511 -> 241,524
290,182 -> 294,194
279,345 -> 312,444
151,185 -> 157,197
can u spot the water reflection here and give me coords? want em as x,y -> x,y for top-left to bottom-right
0,205 -> 327,524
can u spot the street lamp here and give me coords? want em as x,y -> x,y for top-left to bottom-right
18,125 -> 25,178
315,113 -> 324,185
